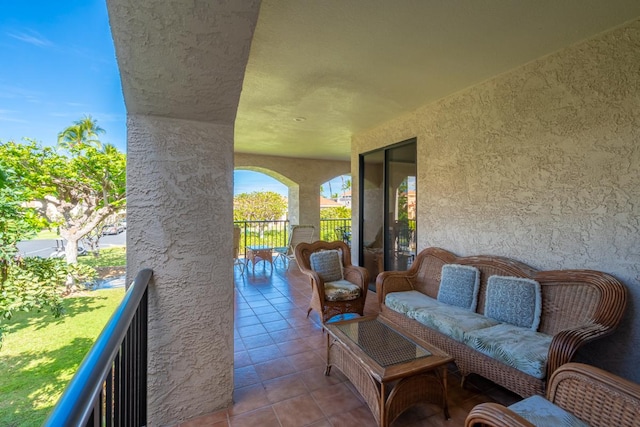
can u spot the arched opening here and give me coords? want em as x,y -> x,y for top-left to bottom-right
233,168 -> 292,268
319,174 -> 352,244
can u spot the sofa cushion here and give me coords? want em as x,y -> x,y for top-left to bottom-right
437,264 -> 480,311
385,291 -> 441,315
485,276 -> 542,330
508,395 -> 589,427
464,323 -> 552,379
324,279 -> 361,302
411,305 -> 499,342
310,249 -> 343,282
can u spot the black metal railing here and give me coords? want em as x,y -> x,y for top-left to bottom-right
234,220 -> 290,255
234,219 -> 353,255
319,218 -> 351,245
44,269 -> 153,427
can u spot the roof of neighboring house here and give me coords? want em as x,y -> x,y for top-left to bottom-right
320,196 -> 342,208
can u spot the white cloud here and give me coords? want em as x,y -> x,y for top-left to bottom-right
7,29 -> 53,47
0,109 -> 27,123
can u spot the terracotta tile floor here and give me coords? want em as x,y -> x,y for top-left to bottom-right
179,260 -> 521,427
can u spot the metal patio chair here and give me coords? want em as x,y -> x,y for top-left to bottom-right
273,224 -> 316,270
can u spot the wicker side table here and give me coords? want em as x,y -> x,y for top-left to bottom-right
325,316 -> 453,427
246,245 -> 274,275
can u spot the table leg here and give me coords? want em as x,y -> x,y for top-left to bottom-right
439,365 -> 449,419
325,334 -> 333,376
381,382 -> 388,427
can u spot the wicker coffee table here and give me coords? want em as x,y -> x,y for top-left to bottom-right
324,316 -> 453,427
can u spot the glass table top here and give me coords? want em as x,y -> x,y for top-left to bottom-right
334,318 -> 431,367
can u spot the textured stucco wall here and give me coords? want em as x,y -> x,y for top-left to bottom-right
353,19 -> 640,381
127,115 -> 234,425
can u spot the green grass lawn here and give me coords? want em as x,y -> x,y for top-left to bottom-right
78,246 -> 127,268
0,288 -> 125,427
32,229 -> 60,240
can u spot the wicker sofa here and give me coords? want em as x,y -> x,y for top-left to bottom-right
376,247 -> 627,398
465,362 -> 640,427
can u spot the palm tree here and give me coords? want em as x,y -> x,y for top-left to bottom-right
57,115 -> 105,151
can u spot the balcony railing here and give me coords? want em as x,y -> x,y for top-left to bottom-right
234,220 -> 289,254
319,218 -> 351,245
45,220 -> 352,424
234,219 -> 352,254
44,269 -> 153,427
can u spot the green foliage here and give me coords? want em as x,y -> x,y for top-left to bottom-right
0,138 -> 126,217
2,258 -> 66,320
0,257 -> 97,346
397,178 -> 409,222
0,164 -> 57,346
234,191 -> 287,221
320,206 -> 351,219
0,118 -> 126,265
0,126 -> 115,347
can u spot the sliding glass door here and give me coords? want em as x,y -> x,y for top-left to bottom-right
359,139 -> 416,284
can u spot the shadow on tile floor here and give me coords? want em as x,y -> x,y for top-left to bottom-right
179,261 -> 521,427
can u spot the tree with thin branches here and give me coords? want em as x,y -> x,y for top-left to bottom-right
1,117 -> 126,267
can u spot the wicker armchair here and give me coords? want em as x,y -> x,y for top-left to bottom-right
465,362 -> 640,427
295,240 -> 369,323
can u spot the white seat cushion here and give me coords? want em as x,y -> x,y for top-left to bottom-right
464,323 -> 552,379
508,395 -> 589,426
384,290 -> 441,315
411,305 -> 499,342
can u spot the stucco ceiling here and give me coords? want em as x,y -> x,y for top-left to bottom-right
234,0 -> 640,160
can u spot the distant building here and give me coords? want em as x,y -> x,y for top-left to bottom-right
337,190 -> 351,208
320,196 -> 342,208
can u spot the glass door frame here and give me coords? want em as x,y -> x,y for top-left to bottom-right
359,137 -> 417,273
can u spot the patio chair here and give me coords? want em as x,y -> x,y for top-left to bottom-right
273,224 -> 315,269
233,226 -> 245,275
295,240 -> 369,323
465,362 -> 640,427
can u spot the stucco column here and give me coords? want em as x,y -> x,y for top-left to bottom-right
297,182 -> 321,231
287,186 -> 300,225
127,115 -> 234,425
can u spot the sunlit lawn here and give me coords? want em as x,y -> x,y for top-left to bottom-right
33,229 -> 60,240
0,288 -> 125,427
0,233 -> 127,425
78,246 -> 127,268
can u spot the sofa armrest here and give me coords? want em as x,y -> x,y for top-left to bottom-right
375,270 -> 415,306
547,362 -> 640,426
465,402 -> 535,427
547,323 -> 614,376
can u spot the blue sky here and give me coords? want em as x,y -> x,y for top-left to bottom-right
0,1 -> 126,151
0,1 -> 347,197
234,170 -> 350,198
